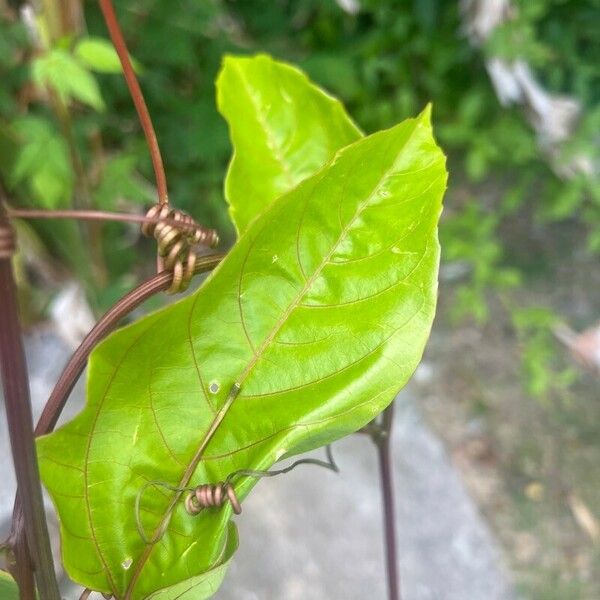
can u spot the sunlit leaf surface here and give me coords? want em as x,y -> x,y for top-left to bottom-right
38,107 -> 446,598
217,54 -> 362,234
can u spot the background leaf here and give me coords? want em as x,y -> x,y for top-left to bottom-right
10,116 -> 74,208
38,108 -> 446,598
217,54 -> 362,234
32,48 -> 105,112
92,154 -> 155,209
75,36 -> 142,74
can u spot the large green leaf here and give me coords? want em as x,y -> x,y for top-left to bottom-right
37,108 -> 446,598
146,523 -> 237,600
217,54 -> 362,234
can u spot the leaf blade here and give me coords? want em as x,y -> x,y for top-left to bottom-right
38,108 -> 446,599
216,53 -> 362,234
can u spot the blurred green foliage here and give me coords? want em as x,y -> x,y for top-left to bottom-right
0,0 -> 598,396
511,306 -> 578,401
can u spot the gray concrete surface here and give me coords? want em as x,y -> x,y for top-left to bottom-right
1,332 -> 513,599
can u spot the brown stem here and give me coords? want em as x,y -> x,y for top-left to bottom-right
6,514 -> 36,600
6,207 -> 199,232
0,205 -> 60,599
98,0 -> 168,205
372,403 -> 400,600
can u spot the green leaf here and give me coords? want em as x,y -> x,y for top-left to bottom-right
75,36 -> 142,74
32,48 -> 105,112
0,571 -> 20,600
11,116 -> 73,208
217,54 -> 362,234
93,154 -> 155,209
38,108 -> 446,598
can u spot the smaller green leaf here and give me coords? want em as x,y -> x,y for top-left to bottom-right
217,53 -> 362,234
32,48 -> 105,112
0,571 -> 20,600
75,37 -> 142,74
11,116 -> 73,208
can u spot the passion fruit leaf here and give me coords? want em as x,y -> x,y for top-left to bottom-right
217,53 -> 362,234
146,523 -> 237,600
37,107 -> 446,598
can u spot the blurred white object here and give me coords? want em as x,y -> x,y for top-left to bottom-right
414,361 -> 434,384
567,493 -> 600,544
461,0 -> 596,179
20,5 -> 42,49
49,282 -> 95,349
462,0 -> 513,41
336,0 -> 360,15
554,322 -> 600,376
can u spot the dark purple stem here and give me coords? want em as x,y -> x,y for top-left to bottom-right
374,403 -> 400,600
0,205 -> 60,599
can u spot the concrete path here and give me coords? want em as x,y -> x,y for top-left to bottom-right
1,332 -> 513,599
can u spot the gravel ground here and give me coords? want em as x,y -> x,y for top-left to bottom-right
1,331 -> 514,599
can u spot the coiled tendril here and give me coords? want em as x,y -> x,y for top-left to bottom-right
142,204 -> 219,294
185,482 -> 242,516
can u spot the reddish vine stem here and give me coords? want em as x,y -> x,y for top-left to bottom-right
6,207 -> 199,232
0,205 -> 61,598
98,0 -> 168,206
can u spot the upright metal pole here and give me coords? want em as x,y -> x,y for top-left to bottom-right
0,204 -> 60,599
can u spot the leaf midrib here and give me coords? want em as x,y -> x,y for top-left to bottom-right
126,121 -> 422,597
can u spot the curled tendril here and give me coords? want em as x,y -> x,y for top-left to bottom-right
142,204 -> 219,294
135,445 -> 338,545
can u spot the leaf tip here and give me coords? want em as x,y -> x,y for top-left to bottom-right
419,103 -> 433,125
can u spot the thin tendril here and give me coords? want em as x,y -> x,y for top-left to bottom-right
226,444 -> 339,484
134,445 -> 339,545
99,0 -> 168,205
